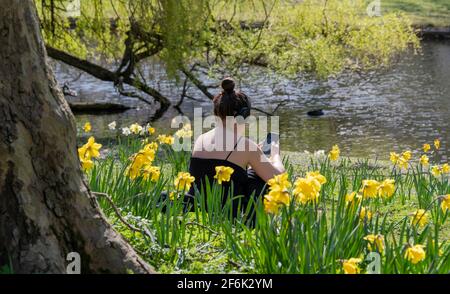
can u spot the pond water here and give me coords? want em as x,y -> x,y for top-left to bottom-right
54,39 -> 450,161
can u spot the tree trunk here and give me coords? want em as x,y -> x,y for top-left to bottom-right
0,0 -> 154,274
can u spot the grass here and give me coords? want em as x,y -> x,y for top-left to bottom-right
383,0 -> 450,27
224,0 -> 450,27
78,126 -> 450,274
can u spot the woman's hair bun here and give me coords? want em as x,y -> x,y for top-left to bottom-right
221,77 -> 235,93
213,76 -> 251,118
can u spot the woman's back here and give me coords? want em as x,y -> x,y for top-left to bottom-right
189,129 -> 250,196
185,77 -> 285,214
191,128 -> 248,169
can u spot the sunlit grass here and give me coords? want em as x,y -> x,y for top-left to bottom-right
383,0 -> 450,27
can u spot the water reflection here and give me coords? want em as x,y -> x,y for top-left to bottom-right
54,40 -> 450,161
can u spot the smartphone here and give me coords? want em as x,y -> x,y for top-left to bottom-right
261,132 -> 279,156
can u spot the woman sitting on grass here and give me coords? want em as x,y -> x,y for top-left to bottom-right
187,77 -> 285,217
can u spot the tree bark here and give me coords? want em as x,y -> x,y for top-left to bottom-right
0,0 -> 154,274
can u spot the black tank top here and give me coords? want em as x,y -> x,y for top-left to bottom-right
188,158 -> 249,196
188,137 -> 250,197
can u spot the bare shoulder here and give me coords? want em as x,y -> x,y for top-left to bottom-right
193,133 -> 205,152
193,129 -> 214,152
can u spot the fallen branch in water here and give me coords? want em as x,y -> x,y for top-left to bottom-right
46,45 -> 170,120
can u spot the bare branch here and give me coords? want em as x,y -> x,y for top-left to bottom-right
46,45 -> 171,119
251,100 -> 288,116
93,192 -> 156,243
175,76 -> 190,108
181,67 -> 214,100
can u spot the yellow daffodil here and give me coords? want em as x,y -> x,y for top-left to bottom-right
80,156 -> 94,171
83,122 -> 92,133
306,171 -> 327,185
359,207 -> 372,221
77,137 -> 101,172
126,146 -> 156,179
442,163 -> 450,174
390,152 -> 400,164
264,197 -> 281,214
342,258 -> 362,274
267,173 -> 291,191
405,244 -> 426,264
441,194 -> 450,213
419,155 -> 429,166
264,173 -> 292,214
263,187 -> 291,215
142,165 -> 161,182
329,145 -> 340,161
144,142 -> 158,151
390,151 -> 411,169
175,124 -> 193,138
411,209 -> 428,227
266,189 -> 291,206
214,166 -> 234,184
402,150 -> 412,161
423,143 -> 431,153
78,136 -> 102,160
127,165 -> 141,180
397,156 -> 409,169
431,165 -> 441,177
378,179 -> 395,198
130,123 -> 143,135
360,179 -> 380,198
345,192 -> 356,203
174,172 -> 195,191
364,234 -> 385,253
139,146 -> 157,163
144,123 -> 155,135
157,134 -> 175,145
127,155 -> 148,179
293,176 -> 322,204
346,192 -> 362,207
434,139 -> 440,150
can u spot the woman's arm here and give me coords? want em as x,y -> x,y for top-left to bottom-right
247,139 -> 285,182
267,140 -> 285,172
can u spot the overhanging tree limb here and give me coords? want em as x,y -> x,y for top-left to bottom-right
181,67 -> 214,100
46,45 -> 171,116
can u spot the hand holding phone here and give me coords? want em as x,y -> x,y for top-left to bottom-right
261,132 -> 279,156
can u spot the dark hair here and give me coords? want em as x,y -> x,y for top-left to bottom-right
213,77 -> 251,119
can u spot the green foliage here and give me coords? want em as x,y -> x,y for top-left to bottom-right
35,0 -> 419,80
211,0 -> 420,78
158,0 -> 209,77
